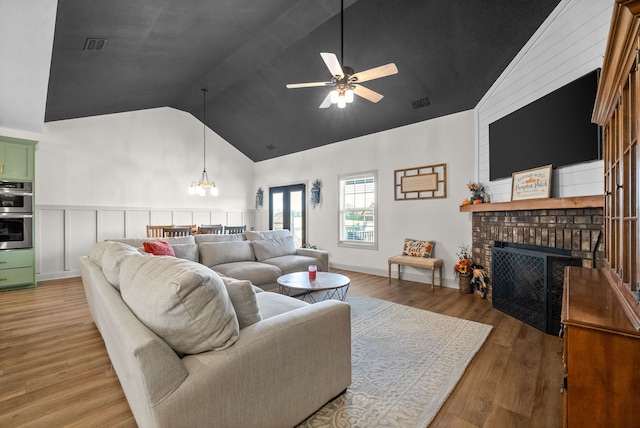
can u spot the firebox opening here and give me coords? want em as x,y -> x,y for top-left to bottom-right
492,241 -> 582,335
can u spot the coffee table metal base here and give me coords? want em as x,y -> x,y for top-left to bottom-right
277,272 -> 350,303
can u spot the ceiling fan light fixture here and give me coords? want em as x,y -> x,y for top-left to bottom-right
330,89 -> 339,104
345,88 -> 354,103
338,94 -> 347,108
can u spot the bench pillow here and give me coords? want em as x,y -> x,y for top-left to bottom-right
199,240 -> 255,267
120,256 -> 239,354
252,236 -> 296,262
402,238 -> 435,258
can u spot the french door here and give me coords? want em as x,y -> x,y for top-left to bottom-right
269,184 -> 305,248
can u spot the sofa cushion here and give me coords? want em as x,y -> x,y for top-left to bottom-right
255,291 -> 309,319
252,236 -> 296,262
213,261 -> 282,286
194,233 -> 245,244
221,278 -> 262,329
90,241 -> 145,290
402,238 -> 435,258
171,243 -> 199,262
119,256 -> 239,354
200,241 -> 255,267
244,229 -> 292,241
262,254 -> 321,275
108,237 -> 199,262
143,240 -> 176,257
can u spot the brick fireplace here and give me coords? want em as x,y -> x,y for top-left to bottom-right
461,196 -> 604,302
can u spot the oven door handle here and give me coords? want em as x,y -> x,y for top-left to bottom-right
0,190 -> 33,196
0,213 -> 32,218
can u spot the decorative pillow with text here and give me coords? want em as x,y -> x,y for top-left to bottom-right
402,239 -> 435,258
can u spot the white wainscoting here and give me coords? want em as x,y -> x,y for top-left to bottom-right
36,205 -> 258,281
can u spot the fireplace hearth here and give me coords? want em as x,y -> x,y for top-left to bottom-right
492,242 -> 581,335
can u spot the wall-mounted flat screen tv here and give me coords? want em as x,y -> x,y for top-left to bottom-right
489,69 -> 602,181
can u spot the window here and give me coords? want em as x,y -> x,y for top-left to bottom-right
339,171 -> 377,249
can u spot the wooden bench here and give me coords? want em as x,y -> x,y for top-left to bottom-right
387,255 -> 443,291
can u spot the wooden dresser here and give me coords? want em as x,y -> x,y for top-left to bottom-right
562,1 -> 640,426
562,267 -> 640,427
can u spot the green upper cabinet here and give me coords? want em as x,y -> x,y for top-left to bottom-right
0,136 -> 37,181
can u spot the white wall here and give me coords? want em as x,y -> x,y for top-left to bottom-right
255,110 -> 476,287
0,0 -> 57,134
477,0 -> 612,201
35,107 -> 256,280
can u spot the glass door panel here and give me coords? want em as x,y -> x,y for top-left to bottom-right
269,184 -> 306,248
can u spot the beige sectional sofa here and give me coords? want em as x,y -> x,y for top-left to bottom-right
110,229 -> 329,292
79,238 -> 351,428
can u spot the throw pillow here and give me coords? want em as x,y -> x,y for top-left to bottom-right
252,236 -> 296,261
170,243 -> 199,262
91,241 -> 145,290
402,238 -> 435,258
221,278 -> 262,329
143,240 -> 176,257
119,256 -> 239,354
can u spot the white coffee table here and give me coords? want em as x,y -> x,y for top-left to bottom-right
277,271 -> 350,303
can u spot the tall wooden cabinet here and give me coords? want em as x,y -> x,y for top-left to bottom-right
562,1 -> 640,426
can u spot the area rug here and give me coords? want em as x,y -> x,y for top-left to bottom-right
297,296 -> 492,428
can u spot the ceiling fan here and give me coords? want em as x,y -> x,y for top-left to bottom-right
285,0 -> 398,109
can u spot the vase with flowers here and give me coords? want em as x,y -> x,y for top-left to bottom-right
454,244 -> 473,294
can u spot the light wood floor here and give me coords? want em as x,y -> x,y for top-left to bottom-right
0,269 -> 562,427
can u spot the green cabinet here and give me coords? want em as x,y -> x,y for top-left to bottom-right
0,136 -> 36,181
0,135 -> 37,290
0,249 -> 35,290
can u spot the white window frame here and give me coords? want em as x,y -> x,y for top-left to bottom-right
338,170 -> 378,250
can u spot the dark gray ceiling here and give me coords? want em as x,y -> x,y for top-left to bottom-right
46,0 -> 561,162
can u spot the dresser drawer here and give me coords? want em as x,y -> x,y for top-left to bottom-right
0,267 -> 35,288
0,249 -> 34,269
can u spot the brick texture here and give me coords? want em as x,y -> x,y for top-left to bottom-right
471,208 -> 604,301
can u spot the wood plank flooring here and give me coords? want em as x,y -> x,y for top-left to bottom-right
0,270 -> 562,427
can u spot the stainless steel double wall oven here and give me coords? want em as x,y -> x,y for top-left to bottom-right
0,181 -> 33,250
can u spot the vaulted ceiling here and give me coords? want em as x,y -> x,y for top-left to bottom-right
45,0 -> 561,162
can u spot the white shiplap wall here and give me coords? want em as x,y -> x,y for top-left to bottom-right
476,0 -> 613,201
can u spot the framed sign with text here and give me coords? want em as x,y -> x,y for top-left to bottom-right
511,164 -> 552,201
394,163 -> 447,200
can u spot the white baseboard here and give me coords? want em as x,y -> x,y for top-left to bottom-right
330,262 -> 457,289
37,270 -> 81,282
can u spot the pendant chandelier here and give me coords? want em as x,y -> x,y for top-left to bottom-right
188,88 -> 218,196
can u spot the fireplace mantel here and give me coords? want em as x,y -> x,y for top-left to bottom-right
459,195 -> 603,213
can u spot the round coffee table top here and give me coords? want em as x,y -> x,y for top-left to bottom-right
277,271 -> 350,292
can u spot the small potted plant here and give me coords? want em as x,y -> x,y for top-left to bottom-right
454,244 -> 473,294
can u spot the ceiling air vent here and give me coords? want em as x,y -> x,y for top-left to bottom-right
411,97 -> 431,109
84,38 -> 107,51
266,144 -> 276,151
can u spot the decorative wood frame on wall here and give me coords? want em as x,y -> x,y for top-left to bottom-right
510,164 -> 552,201
394,163 -> 447,200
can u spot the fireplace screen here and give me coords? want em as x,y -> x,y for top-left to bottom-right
492,245 -> 581,335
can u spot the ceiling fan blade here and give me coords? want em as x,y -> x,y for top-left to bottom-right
286,81 -> 332,89
353,85 -> 384,103
352,63 -> 398,83
319,92 -> 332,108
320,52 -> 344,79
